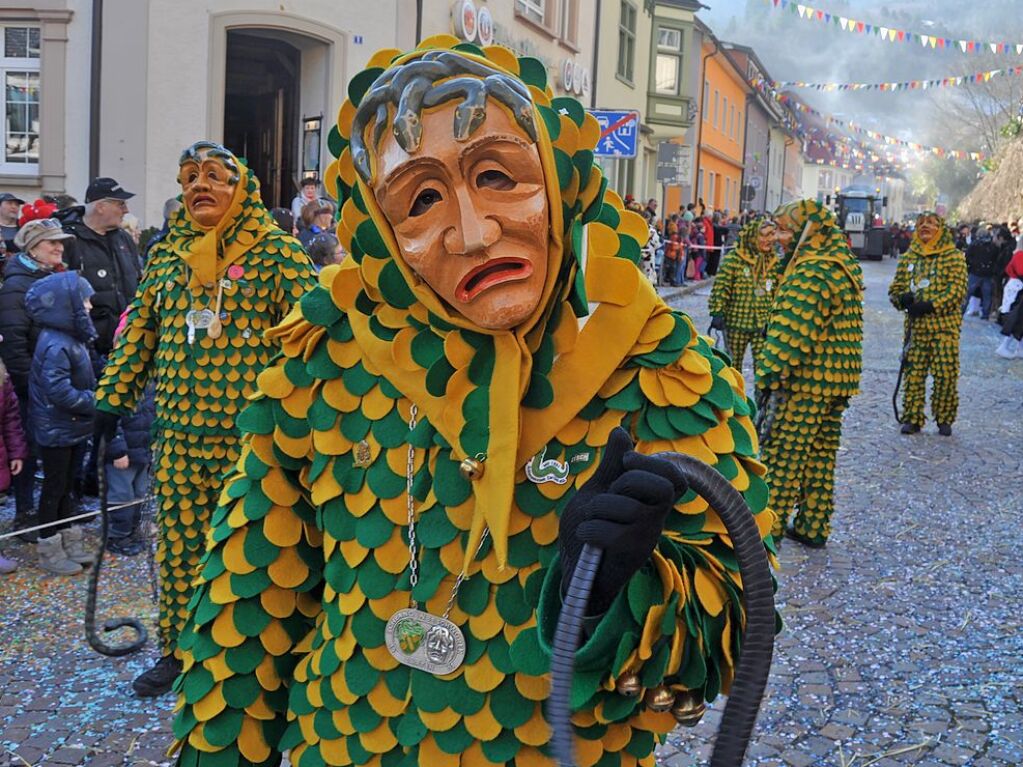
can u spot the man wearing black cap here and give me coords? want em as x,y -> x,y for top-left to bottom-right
0,192 -> 25,255
58,178 -> 141,355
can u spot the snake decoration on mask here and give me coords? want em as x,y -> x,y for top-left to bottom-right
171,38 -> 777,767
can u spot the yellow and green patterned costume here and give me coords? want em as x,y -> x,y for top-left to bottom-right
708,220 -> 779,370
887,216 -> 967,428
95,151 -> 316,651
757,200 -> 863,546
170,39 -> 776,767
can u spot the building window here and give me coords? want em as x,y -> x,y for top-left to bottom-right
738,109 -> 743,144
559,0 -> 579,45
708,172 -> 716,208
515,0 -> 546,26
654,26 -> 683,95
703,80 -> 710,121
730,104 -> 736,140
616,1 -> 636,83
713,90 -> 719,129
1,25 -> 41,173
722,96 -> 728,135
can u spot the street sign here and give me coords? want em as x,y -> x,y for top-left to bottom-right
589,109 -> 640,158
750,175 -> 763,189
655,141 -> 692,186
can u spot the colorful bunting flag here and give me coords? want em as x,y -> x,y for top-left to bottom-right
764,0 -> 1023,55
773,67 -> 1023,93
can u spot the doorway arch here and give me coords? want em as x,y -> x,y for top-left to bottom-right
207,12 -> 347,209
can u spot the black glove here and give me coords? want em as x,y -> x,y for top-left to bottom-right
907,300 -> 934,318
94,410 -> 120,444
710,315 -> 726,331
559,428 -> 688,615
898,292 -> 915,310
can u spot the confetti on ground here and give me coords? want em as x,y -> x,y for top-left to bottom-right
1,260 -> 1021,766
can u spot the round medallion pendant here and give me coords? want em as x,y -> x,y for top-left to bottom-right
385,608 -> 467,675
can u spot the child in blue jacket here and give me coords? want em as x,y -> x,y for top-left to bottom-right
26,271 -> 98,575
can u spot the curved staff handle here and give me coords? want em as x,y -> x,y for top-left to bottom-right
85,434 -> 149,657
549,452 -> 776,767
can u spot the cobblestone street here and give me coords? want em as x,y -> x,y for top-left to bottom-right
658,259 -> 1023,766
1,259 -> 1021,766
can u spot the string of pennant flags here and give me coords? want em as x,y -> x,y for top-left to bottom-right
766,0 -> 1023,55
746,72 -> 987,164
774,66 -> 1023,92
774,92 -> 988,162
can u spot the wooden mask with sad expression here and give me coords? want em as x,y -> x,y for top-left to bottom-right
351,53 -> 550,331
178,142 -> 242,229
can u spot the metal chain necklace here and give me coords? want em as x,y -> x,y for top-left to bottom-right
384,404 -> 489,675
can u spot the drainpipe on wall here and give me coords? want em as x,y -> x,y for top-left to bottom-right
590,0 -> 601,109
415,0 -> 423,45
693,34 -> 718,208
739,91 -> 751,212
89,0 -> 103,181
781,136 -> 793,204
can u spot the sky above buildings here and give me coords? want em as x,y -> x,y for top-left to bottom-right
697,1 -> 1023,152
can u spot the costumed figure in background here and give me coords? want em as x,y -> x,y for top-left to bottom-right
708,218 -> 779,371
170,40 -> 776,767
757,200 -> 863,549
94,142 -> 316,696
888,212 -> 967,436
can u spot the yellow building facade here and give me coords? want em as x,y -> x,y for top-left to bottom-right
695,39 -> 749,216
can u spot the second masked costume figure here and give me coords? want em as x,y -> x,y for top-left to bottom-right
95,143 -> 317,695
708,218 -> 779,370
169,40 -> 776,767
888,212 -> 967,436
757,200 -> 863,548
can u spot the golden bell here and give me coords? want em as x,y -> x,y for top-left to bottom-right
644,685 -> 675,713
459,457 -> 485,481
614,673 -> 642,698
670,690 -> 706,727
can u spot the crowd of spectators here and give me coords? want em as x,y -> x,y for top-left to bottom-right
0,177 -> 344,575
622,195 -> 747,288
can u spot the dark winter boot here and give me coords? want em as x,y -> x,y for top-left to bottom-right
937,423 -> 952,437
12,509 -> 38,543
785,526 -> 826,549
132,654 -> 183,697
900,423 -> 920,435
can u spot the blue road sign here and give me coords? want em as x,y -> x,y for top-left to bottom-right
588,109 -> 640,159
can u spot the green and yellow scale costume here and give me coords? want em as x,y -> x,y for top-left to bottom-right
95,158 -> 316,651
756,200 -> 863,546
170,40 -> 776,767
707,220 -> 779,369
887,219 -> 967,428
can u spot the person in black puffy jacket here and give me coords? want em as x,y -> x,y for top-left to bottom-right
26,271 -> 98,575
0,218 -> 74,540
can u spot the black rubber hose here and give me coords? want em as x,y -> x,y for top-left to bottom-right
892,319 -> 913,424
85,434 -> 148,657
549,452 -> 775,767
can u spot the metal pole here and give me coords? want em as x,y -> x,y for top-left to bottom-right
590,0 -> 602,109
89,0 -> 103,180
